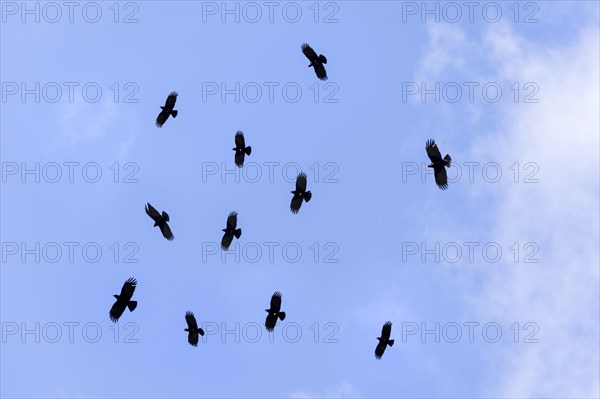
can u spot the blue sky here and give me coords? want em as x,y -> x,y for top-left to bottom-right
1,1 -> 599,398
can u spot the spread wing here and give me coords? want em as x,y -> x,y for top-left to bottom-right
426,139 -> 443,163
314,64 -> 328,81
160,222 -> 175,241
109,300 -> 127,323
185,311 -> 198,330
290,195 -> 303,214
375,340 -> 387,359
226,211 -> 238,230
270,291 -> 282,312
381,321 -> 392,340
301,43 -> 318,62
433,165 -> 449,190
185,311 -> 200,346
165,91 -> 178,109
119,277 -> 137,300
155,109 -> 169,128
221,232 -> 234,250
296,172 -> 307,192
145,203 -> 161,222
235,131 -> 245,148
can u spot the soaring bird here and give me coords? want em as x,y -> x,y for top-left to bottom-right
221,211 -> 242,250
233,131 -> 252,167
265,291 -> 286,332
375,321 -> 394,359
375,321 -> 395,359
156,91 -> 178,127
290,172 -> 312,214
109,278 -> 138,323
184,311 -> 205,347
145,202 -> 174,241
301,43 -> 328,81
425,139 -> 452,190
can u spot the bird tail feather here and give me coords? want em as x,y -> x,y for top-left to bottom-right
304,191 -> 312,202
444,154 -> 452,166
278,312 -> 286,321
234,228 -> 242,239
171,110 -> 178,118
245,146 -> 252,155
388,339 -> 395,347
128,301 -> 138,312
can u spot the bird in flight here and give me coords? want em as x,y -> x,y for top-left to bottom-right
301,43 -> 328,81
109,277 -> 138,323
156,91 -> 178,127
233,131 -> 252,167
145,202 -> 174,241
375,321 -> 394,359
265,291 -> 286,332
184,311 -> 205,347
221,211 -> 242,250
290,172 -> 312,214
425,139 -> 452,190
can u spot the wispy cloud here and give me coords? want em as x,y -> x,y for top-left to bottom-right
290,381 -> 358,399
55,96 -> 139,160
418,19 -> 600,398
474,22 -> 599,399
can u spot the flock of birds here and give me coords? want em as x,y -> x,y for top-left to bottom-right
108,43 -> 452,359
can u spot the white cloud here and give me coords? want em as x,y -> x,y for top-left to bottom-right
416,20 -> 599,398
412,12 -> 600,396
290,381 -> 358,399
54,96 -> 138,159
471,22 -> 600,398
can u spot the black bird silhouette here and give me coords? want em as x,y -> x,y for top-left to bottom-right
375,321 -> 395,359
290,172 -> 312,214
109,278 -> 138,323
145,202 -> 174,241
265,291 -> 286,332
233,131 -> 252,167
301,43 -> 328,81
184,311 -> 205,347
221,211 -> 242,250
425,139 -> 452,190
156,91 -> 178,127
